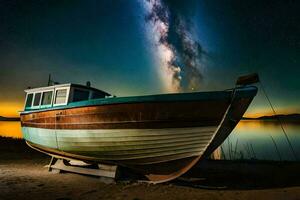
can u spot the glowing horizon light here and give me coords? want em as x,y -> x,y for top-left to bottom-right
0,102 -> 23,118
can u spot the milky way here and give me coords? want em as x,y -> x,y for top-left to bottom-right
143,0 -> 205,92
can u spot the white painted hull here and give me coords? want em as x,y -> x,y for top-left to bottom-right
22,126 -> 218,164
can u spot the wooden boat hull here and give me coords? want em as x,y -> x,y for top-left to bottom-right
20,86 -> 257,183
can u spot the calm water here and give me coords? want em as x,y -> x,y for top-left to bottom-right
0,121 -> 22,138
219,120 -> 300,161
0,120 -> 299,161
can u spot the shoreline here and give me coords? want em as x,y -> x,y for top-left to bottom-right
0,117 -> 20,122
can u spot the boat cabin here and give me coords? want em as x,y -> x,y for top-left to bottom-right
23,83 -> 111,111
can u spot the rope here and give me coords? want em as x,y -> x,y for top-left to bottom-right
259,80 -> 298,161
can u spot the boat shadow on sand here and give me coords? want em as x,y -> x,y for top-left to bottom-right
172,159 -> 300,190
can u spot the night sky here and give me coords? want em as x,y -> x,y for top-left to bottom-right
0,0 -> 299,117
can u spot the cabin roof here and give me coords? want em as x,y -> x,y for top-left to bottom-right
24,83 -> 111,96
24,83 -> 71,93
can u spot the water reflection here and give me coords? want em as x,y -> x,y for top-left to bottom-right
219,120 -> 300,161
0,121 -> 22,138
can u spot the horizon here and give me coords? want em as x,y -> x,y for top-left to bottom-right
0,102 -> 299,119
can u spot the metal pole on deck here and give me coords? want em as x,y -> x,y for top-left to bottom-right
47,74 -> 52,86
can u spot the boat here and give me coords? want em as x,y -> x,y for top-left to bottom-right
20,74 -> 258,183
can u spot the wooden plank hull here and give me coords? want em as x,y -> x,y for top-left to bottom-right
21,100 -> 228,129
20,86 -> 257,183
22,126 -> 216,163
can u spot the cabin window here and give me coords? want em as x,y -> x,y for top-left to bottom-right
73,89 -> 90,102
41,91 -> 53,105
54,89 -> 68,104
25,93 -> 34,108
33,93 -> 42,106
91,92 -> 105,99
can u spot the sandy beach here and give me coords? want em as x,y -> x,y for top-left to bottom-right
1,137 -> 300,200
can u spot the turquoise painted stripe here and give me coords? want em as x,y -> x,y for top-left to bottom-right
22,127 -> 58,149
21,86 -> 257,113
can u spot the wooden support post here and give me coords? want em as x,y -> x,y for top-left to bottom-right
46,157 -> 118,181
48,156 -> 58,172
